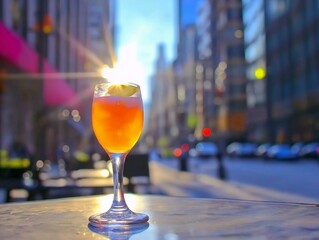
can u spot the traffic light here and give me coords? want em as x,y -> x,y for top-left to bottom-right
202,128 -> 211,138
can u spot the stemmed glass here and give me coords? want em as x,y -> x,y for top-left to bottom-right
89,82 -> 149,226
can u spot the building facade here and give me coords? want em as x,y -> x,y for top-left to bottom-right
242,0 -> 267,143
148,44 -> 178,151
149,0 -> 246,148
175,0 -> 202,144
0,0 -> 114,161
210,0 -> 246,144
263,0 -> 319,143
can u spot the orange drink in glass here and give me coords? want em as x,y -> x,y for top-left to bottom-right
89,82 -> 149,228
92,95 -> 143,153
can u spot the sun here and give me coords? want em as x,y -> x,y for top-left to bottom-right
100,44 -> 149,101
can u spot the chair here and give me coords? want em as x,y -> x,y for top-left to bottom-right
124,153 -> 151,194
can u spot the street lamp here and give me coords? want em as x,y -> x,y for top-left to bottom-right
33,1 -> 54,160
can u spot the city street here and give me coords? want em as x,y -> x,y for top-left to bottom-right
154,156 -> 319,201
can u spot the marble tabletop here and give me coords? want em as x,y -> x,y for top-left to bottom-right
0,194 -> 319,239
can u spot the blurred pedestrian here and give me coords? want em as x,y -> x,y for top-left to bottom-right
216,152 -> 227,180
179,150 -> 188,172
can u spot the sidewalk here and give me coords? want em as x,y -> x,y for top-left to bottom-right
149,161 -> 317,204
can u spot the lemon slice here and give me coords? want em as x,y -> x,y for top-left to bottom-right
108,83 -> 138,97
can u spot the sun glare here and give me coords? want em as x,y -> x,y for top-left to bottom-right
100,44 -> 149,101
100,60 -> 144,84
100,65 -> 120,82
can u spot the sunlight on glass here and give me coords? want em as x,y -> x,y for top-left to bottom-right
95,195 -> 113,213
106,160 -> 112,173
123,194 -> 138,210
93,194 -> 145,216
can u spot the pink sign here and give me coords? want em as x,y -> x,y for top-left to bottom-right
0,21 -> 78,108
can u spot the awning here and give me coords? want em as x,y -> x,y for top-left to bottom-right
0,21 -> 79,109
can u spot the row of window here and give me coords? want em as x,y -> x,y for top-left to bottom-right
269,36 -> 319,76
242,0 -> 263,25
227,45 -> 245,59
244,11 -> 265,45
269,66 -> 319,102
245,34 -> 265,63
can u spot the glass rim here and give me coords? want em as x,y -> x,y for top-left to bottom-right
94,82 -> 141,97
95,82 -> 140,89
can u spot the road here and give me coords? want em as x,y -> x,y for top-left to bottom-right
155,156 -> 319,201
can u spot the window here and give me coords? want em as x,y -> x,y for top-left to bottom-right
0,0 -> 3,20
283,81 -> 291,99
229,101 -> 246,111
227,7 -> 242,21
228,45 -> 244,58
293,74 -> 306,97
89,5 -> 103,40
305,1 -> 315,24
266,0 -> 289,22
281,50 -> 289,69
271,81 -> 281,101
292,43 -> 305,65
12,0 -> 22,32
228,65 -> 246,77
243,0 -> 263,24
310,68 -> 319,89
292,13 -> 303,35
245,34 -> 265,63
244,13 -> 264,45
230,84 -> 246,95
306,34 -> 316,57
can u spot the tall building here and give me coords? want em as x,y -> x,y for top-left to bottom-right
173,0 -> 246,145
175,0 -> 202,143
242,0 -> 267,143
175,24 -> 198,142
196,0 -> 214,140
147,43 -> 177,153
210,0 -> 246,144
243,0 -> 319,144
263,0 -> 319,143
0,0 -> 114,160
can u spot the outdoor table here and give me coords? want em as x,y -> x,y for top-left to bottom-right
0,194 -> 319,239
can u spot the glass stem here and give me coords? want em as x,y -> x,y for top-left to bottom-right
110,153 -> 129,211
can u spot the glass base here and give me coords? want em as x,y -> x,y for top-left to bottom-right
88,222 -> 149,238
89,208 -> 149,227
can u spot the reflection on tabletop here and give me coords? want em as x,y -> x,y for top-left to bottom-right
88,222 -> 149,240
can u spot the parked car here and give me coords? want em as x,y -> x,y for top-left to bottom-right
299,142 -> 319,159
195,142 -> 218,159
255,143 -> 272,158
267,144 -> 297,160
291,142 -> 304,157
226,142 -> 256,158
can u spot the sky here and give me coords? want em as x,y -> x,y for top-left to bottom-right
180,0 -> 202,27
116,0 -> 176,102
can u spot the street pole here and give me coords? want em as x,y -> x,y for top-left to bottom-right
35,0 -> 47,160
